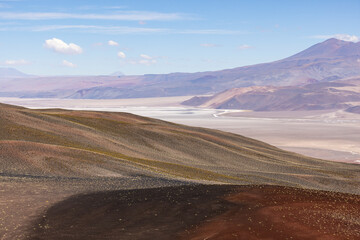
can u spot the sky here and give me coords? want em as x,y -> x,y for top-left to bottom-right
0,0 -> 359,76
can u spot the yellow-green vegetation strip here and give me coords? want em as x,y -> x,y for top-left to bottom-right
31,113 -> 341,183
2,111 -> 350,186
1,115 -> 249,183
79,147 -> 254,183
44,114 -> 130,130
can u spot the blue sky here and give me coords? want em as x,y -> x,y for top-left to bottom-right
0,0 -> 359,76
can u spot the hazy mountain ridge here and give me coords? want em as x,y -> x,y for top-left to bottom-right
68,39 -> 360,98
0,67 -> 30,79
346,105 -> 360,114
1,38 -> 360,99
183,77 -> 360,111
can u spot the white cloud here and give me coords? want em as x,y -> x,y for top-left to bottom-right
238,44 -> 253,50
44,38 -> 82,54
117,51 -> 126,58
108,40 -> 119,46
62,60 -> 76,68
331,34 -> 359,42
200,43 -> 219,48
310,34 -> 359,43
4,59 -> 30,65
140,54 -> 152,59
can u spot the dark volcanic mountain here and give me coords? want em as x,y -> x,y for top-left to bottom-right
183,77 -> 360,111
1,38 -> 360,99
287,38 -> 360,59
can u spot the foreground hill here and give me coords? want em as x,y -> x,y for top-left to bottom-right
1,103 -> 360,239
1,103 -> 360,193
1,38 -> 360,98
183,77 -> 360,111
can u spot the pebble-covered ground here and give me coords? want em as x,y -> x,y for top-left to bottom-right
7,184 -> 358,240
0,177 -> 187,240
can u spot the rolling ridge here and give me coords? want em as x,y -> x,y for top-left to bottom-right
1,103 -> 359,193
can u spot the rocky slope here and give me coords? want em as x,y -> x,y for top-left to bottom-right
1,103 -> 360,193
1,103 -> 360,239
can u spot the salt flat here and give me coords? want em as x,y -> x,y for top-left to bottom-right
1,97 -> 359,164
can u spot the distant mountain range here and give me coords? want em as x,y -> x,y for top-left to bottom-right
183,76 -> 360,112
1,38 -> 360,99
0,67 -> 30,79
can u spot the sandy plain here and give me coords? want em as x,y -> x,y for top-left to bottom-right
0,96 -> 359,164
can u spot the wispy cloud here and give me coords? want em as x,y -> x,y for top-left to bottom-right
140,54 -> 152,60
200,43 -> 220,48
4,24 -> 247,36
62,60 -> 76,68
138,59 -> 157,65
44,38 -> 83,55
238,44 -> 253,50
103,6 -> 126,10
3,59 -> 30,65
78,5 -> 126,10
310,34 -> 359,43
0,11 -> 189,21
31,25 -> 166,34
139,54 -> 156,65
126,54 -> 157,65
178,29 -> 247,35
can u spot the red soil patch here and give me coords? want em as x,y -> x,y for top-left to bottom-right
182,186 -> 360,240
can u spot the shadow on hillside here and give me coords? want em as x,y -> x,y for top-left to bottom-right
27,184 -> 360,240
27,185 -> 236,240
